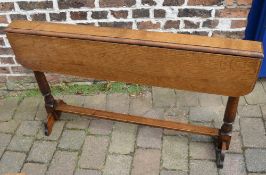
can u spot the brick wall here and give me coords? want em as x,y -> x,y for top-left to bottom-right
0,0 -> 252,90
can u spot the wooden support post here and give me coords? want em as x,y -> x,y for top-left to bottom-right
216,96 -> 239,168
34,71 -> 61,136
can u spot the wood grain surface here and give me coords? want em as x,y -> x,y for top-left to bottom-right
7,32 -> 262,96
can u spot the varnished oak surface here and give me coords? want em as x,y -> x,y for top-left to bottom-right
56,101 -> 219,136
6,20 -> 263,58
7,31 -> 262,96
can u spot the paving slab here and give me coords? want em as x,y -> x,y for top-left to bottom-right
160,170 -> 188,175
0,97 -> 18,121
13,97 -> 41,120
7,135 -> 34,152
228,132 -> 243,153
198,93 -> 223,106
0,133 -> 12,148
0,120 -> 20,133
219,154 -> 247,175
89,119 -> 113,135
75,169 -> 102,175
35,100 -> 46,121
46,151 -> 78,175
84,93 -> 106,110
162,136 -> 188,171
16,120 -> 42,136
58,130 -> 86,150
103,154 -> 132,175
131,149 -> 160,175
245,149 -> 266,172
190,160 -> 218,175
21,163 -> 47,175
175,90 -> 199,107
152,87 -> 176,107
0,151 -> 26,174
189,106 -> 225,122
238,105 -> 262,118
245,81 -> 266,104
137,126 -> 162,149
189,142 -> 216,160
66,120 -> 90,129
240,118 -> 266,148
36,121 -> 65,141
79,135 -> 109,169
109,122 -> 137,154
106,93 -> 129,114
27,141 -> 57,163
129,92 -> 152,116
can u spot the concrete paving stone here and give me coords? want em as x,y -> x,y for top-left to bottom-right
222,96 -> 247,106
143,107 -> 164,119
175,90 -> 199,107
160,170 -> 188,175
238,105 -> 262,118
240,118 -> 266,148
213,114 -> 240,132
16,121 -> 42,136
245,81 -> 266,104
27,141 -> 57,163
35,100 -> 46,121
0,148 -> 4,157
58,130 -> 86,150
129,92 -> 152,116
245,149 -> 266,172
89,119 -> 113,135
162,136 -> 188,171
249,174 -> 266,175
106,93 -> 129,114
66,120 -> 90,129
152,87 -> 176,108
21,163 -> 47,175
13,97 -> 41,120
0,151 -> 26,174
0,120 -> 19,133
84,93 -> 106,110
109,122 -> 137,154
219,154 -> 247,175
8,135 -> 34,152
103,154 -> 132,175
190,160 -> 218,175
190,142 -> 216,160
61,95 -> 85,120
189,106 -> 225,122
0,133 -> 12,148
229,132 -> 243,153
190,122 -> 213,142
260,104 -> 266,119
75,169 -> 102,175
79,135 -> 109,169
0,97 -> 19,121
137,126 -> 162,149
46,151 -> 78,175
199,94 -> 223,106
131,149 -> 160,175
36,121 -> 65,141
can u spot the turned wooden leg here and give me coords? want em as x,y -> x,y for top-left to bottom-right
34,71 -> 61,136
216,96 -> 239,168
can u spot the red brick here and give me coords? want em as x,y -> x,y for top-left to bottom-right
99,0 -> 136,7
10,14 -> 27,21
111,10 -> 128,19
7,76 -> 35,83
163,0 -> 185,6
225,0 -> 234,6
0,57 -> 15,64
154,9 -> 166,18
133,9 -> 150,18
91,11 -> 108,19
0,27 -> 5,34
237,0 -> 252,5
18,1 -> 53,10
58,0 -> 95,9
31,13 -> 46,21
0,15 -> 8,24
191,31 -> 209,36
0,76 -> 6,83
11,66 -> 32,74
137,21 -> 160,29
188,0 -> 223,5
0,67 -> 10,74
0,38 -> 4,46
0,48 -> 14,55
142,0 -> 156,6
98,22 -> 132,29
216,8 -> 250,18
0,2 -> 14,11
164,20 -> 180,29
202,19 -> 219,28
70,11 -> 87,20
231,20 -> 247,28
184,20 -> 200,29
212,31 -> 244,39
178,9 -> 212,18
50,12 -> 66,21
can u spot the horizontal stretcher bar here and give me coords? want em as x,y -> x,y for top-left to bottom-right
55,101 -> 219,137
